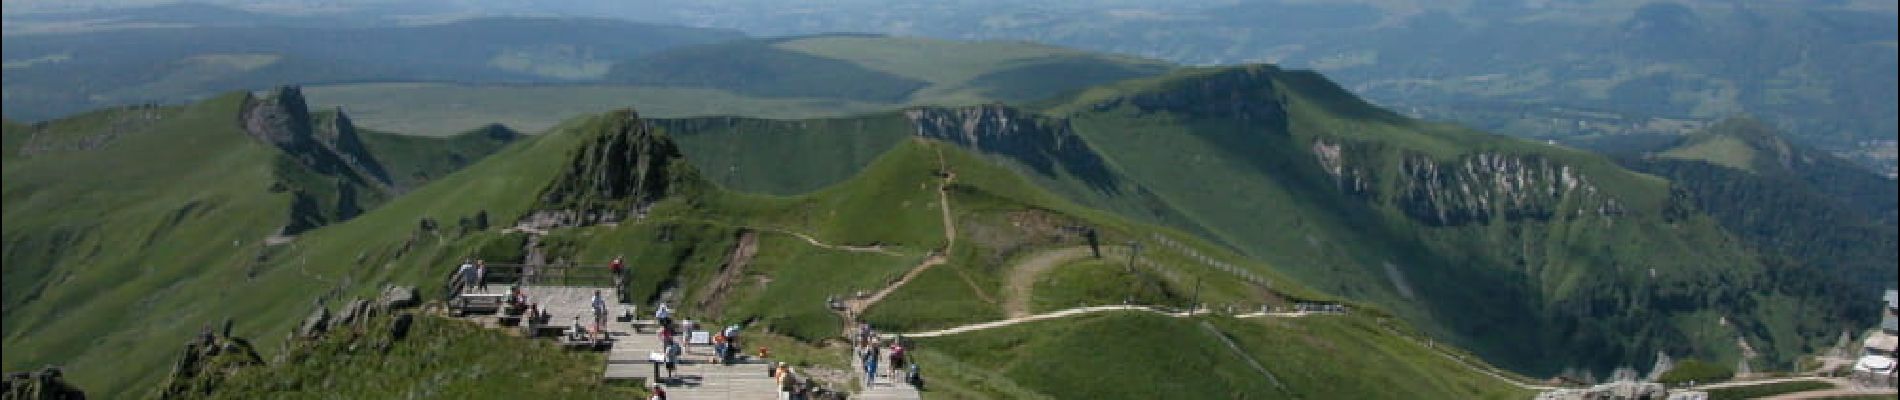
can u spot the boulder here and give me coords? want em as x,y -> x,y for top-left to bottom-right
379,285 -> 419,311
335,298 -> 370,327
297,305 -> 331,339
388,313 -> 416,342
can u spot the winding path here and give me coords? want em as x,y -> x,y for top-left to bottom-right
842,145 -> 959,317
1000,247 -> 1097,318
883,305 -> 1311,339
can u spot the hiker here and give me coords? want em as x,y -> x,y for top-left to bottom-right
590,290 -> 608,338
649,383 -> 667,400
455,260 -> 477,295
907,362 -> 923,389
712,332 -> 728,364
857,323 -> 873,348
775,363 -> 795,400
475,260 -> 489,292
664,341 -> 682,379
655,303 -> 674,331
889,341 -> 907,380
610,255 -> 625,286
863,342 -> 881,385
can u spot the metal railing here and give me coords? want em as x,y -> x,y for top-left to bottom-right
477,262 -> 617,287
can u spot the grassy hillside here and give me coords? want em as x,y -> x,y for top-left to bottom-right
5,96 -> 1536,399
914,312 -> 1532,399
1613,119 -> 1898,323
356,124 -> 520,190
0,91 -> 520,398
647,64 -> 1871,379
179,315 -> 641,399
2,94 -> 299,398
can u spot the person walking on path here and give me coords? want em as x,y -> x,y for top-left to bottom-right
590,290 -> 608,340
649,383 -> 667,400
863,342 -> 882,386
610,255 -> 626,300
664,341 -> 682,379
889,341 -> 907,381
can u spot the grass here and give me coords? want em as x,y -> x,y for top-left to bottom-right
198,315 -> 643,399
1207,314 -> 1535,399
1704,380 -> 1834,400
913,312 -> 1283,399
1660,134 -> 1758,172
1030,258 -> 1181,312
654,114 -> 911,196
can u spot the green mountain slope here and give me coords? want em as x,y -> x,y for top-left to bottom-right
5,96 -> 1534,398
1610,118 -> 1898,320
652,65 -> 1870,378
0,89 -> 516,398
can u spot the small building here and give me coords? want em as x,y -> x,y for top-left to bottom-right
1851,289 -> 1900,387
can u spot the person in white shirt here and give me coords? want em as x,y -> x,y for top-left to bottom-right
590,290 -> 608,340
455,260 -> 476,294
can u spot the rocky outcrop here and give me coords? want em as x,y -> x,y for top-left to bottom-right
2,366 -> 86,400
536,109 -> 696,220
296,305 -> 331,340
378,285 -> 419,312
1533,380 -> 1704,400
334,298 -> 371,328
1310,139 -> 1375,198
157,330 -> 263,399
906,105 -> 1120,192
239,86 -> 395,235
1397,152 -> 1623,226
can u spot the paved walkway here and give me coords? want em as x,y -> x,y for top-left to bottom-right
520,285 -> 782,399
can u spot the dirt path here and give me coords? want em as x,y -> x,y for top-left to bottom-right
696,230 -> 759,315
842,145 -> 960,318
754,226 -> 899,255
1000,247 -> 1097,318
885,305 -> 1315,339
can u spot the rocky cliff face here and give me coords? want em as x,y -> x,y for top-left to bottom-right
240,86 -> 394,234
1397,152 -> 1623,226
1308,138 -> 1623,226
906,104 -> 1121,192
536,109 -> 696,223
240,87 -> 391,190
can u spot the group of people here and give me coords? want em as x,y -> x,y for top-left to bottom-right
455,259 -> 489,294
854,323 -> 920,388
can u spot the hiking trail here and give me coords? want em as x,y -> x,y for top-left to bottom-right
842,145 -> 958,317
1000,246 -> 1097,318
